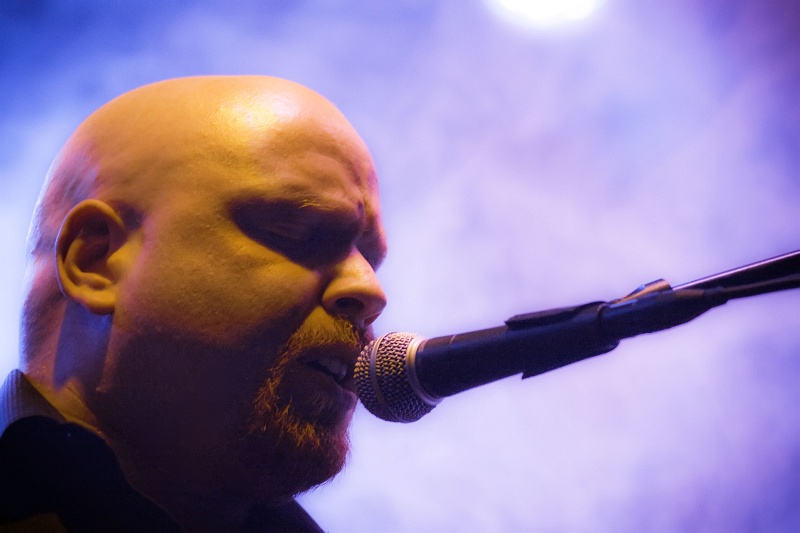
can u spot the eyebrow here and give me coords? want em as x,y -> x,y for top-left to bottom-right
229,196 -> 388,268
231,196 -> 357,228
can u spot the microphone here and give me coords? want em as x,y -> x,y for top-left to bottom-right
355,251 -> 800,423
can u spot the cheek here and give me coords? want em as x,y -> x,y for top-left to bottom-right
117,225 -> 325,347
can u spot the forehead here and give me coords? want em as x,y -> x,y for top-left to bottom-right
86,80 -> 383,235
214,112 -> 388,267
221,104 -> 381,217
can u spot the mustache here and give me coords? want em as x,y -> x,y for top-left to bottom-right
279,316 -> 374,361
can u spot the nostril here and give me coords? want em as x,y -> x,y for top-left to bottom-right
335,297 -> 364,313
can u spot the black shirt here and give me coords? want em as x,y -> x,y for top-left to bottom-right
0,370 -> 323,532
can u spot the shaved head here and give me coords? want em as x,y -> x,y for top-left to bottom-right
26,76 -> 368,262
22,76 -> 378,365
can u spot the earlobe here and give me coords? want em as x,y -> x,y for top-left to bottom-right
56,199 -> 131,315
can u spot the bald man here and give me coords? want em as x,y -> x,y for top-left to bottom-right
0,76 -> 387,532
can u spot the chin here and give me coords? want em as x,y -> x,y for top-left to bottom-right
294,427 -> 351,494
244,386 -> 354,499
254,425 -> 351,501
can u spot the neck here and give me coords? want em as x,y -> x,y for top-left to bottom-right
118,461 -> 297,533
147,488 -> 263,533
99,428 -> 300,532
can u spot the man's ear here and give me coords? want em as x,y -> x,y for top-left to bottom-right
56,199 -> 132,315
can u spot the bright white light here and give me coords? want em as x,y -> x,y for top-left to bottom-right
486,0 -> 604,28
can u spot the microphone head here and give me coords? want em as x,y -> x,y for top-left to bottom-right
355,332 -> 439,423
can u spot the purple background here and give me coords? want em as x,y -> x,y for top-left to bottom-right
1,1 -> 798,531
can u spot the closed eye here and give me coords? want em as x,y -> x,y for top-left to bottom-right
231,200 -> 362,268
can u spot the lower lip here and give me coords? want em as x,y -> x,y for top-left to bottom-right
311,367 -> 357,406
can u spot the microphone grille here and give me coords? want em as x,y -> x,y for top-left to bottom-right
355,332 -> 437,423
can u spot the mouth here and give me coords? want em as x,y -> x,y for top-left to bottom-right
302,347 -> 358,391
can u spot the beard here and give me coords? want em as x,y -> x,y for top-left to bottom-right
245,316 -> 372,498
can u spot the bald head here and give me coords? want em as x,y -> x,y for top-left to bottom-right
27,76 -> 369,259
22,75 -> 380,365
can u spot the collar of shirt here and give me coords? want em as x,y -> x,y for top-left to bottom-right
0,370 -> 65,434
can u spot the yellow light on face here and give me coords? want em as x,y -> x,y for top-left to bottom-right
486,0 -> 604,28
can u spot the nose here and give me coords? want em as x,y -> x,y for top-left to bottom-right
322,249 -> 387,329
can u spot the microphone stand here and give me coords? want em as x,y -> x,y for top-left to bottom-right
507,250 -> 800,382
673,249 -> 800,292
